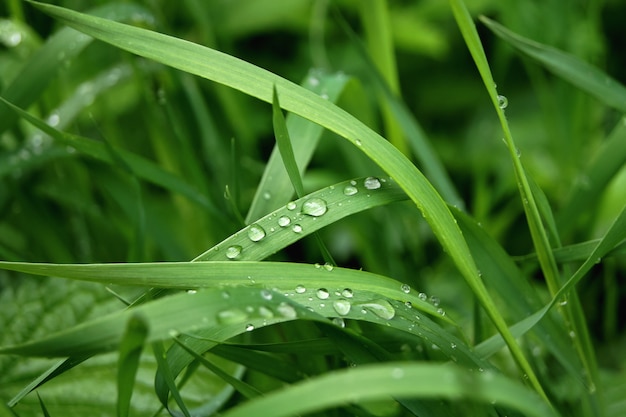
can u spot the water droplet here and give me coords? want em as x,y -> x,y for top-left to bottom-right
262,191 -> 271,200
292,224 -> 303,233
450,342 -> 457,349
186,289 -> 197,295
332,317 -> 345,328
245,324 -> 255,331
404,301 -> 412,309
437,308 -> 445,316
302,197 -> 328,217
277,302 -> 297,319
47,113 -> 60,127
341,288 -> 353,298
418,292 -> 427,301
248,224 -> 266,242
258,306 -> 274,318
497,95 -> 508,109
217,308 -> 248,324
278,215 -> 291,227
323,263 -> 334,271
226,245 -> 242,259
355,139 -> 362,146
286,201 -> 297,210
295,284 -> 306,294
314,263 -> 321,269
332,299 -> 351,315
364,176 -> 381,190
343,185 -> 358,196
429,296 -> 440,307
260,289 -> 273,300
401,284 -> 410,294
316,288 -> 330,300
357,299 -> 395,320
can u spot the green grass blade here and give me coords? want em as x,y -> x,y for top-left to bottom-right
480,16 -> 626,113
272,85 -> 305,198
219,362 -> 560,417
117,314 -> 149,417
152,340 -> 191,417
36,392 -> 51,417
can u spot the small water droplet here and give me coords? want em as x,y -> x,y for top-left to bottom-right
316,288 -> 330,300
332,317 -> 345,327
404,301 -> 412,309
292,224 -> 303,233
217,308 -> 248,324
47,113 -> 60,127
248,224 -> 266,242
341,288 -> 353,298
277,302 -> 297,319
429,296 -> 440,307
357,299 -> 395,320
226,245 -> 242,259
450,342 -> 457,349
262,191 -> 271,200
302,197 -> 328,217
497,95 -> 508,109
245,324 -> 255,331
418,292 -> 427,301
355,139 -> 362,146
437,308 -> 445,316
260,289 -> 273,300
323,263 -> 334,271
278,215 -> 291,227
186,289 -> 197,295
332,299 -> 351,315
286,201 -> 297,210
343,185 -> 358,196
401,284 -> 410,294
295,284 -> 306,294
314,263 -> 321,269
364,176 -> 381,190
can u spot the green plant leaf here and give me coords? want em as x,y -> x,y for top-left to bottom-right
117,314 -> 148,417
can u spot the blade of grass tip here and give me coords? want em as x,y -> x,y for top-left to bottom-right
449,0 -> 552,403
117,314 -> 149,417
480,16 -> 626,114
172,337 -> 262,399
357,0 -> 409,156
36,392 -> 51,417
272,85 -> 335,265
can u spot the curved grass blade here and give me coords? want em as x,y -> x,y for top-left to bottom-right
219,362 -> 560,417
480,16 -> 626,113
28,1 -> 535,402
0,3 -> 154,134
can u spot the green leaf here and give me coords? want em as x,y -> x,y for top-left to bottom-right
117,314 -> 149,417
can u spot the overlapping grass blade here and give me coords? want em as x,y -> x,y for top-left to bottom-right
117,314 -> 149,417
480,16 -> 626,113
219,362 -> 560,417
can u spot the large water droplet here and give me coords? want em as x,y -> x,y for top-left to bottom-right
295,284 -> 306,294
226,245 -> 242,260
302,197 -> 328,217
364,176 -> 381,190
278,215 -> 291,227
358,299 -> 395,320
248,224 -> 266,242
343,185 -> 358,196
497,95 -> 508,109
292,224 -> 303,233
333,299 -> 351,315
217,308 -> 248,324
316,288 -> 330,300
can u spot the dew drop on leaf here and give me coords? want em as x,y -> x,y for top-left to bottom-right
295,284 -> 306,294
286,201 -> 297,210
316,288 -> 330,300
226,245 -> 242,259
358,299 -> 395,320
364,176 -> 381,190
401,284 -> 410,294
332,299 -> 351,315
343,185 -> 358,196
341,288 -> 353,298
278,215 -> 291,227
248,224 -> 266,242
292,224 -> 303,233
245,324 -> 255,331
497,94 -> 508,109
302,197 -> 328,217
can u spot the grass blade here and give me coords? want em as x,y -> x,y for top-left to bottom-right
117,314 -> 149,417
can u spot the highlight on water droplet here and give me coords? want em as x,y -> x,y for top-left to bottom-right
292,224 -> 303,233
401,284 -> 410,294
248,224 -> 266,242
357,299 -> 395,320
332,299 -> 351,315
295,284 -> 306,294
286,201 -> 297,210
497,94 -> 508,109
225,245 -> 242,260
364,176 -> 381,190
343,185 -> 358,196
316,288 -> 330,300
302,197 -> 328,217
278,215 -> 291,227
